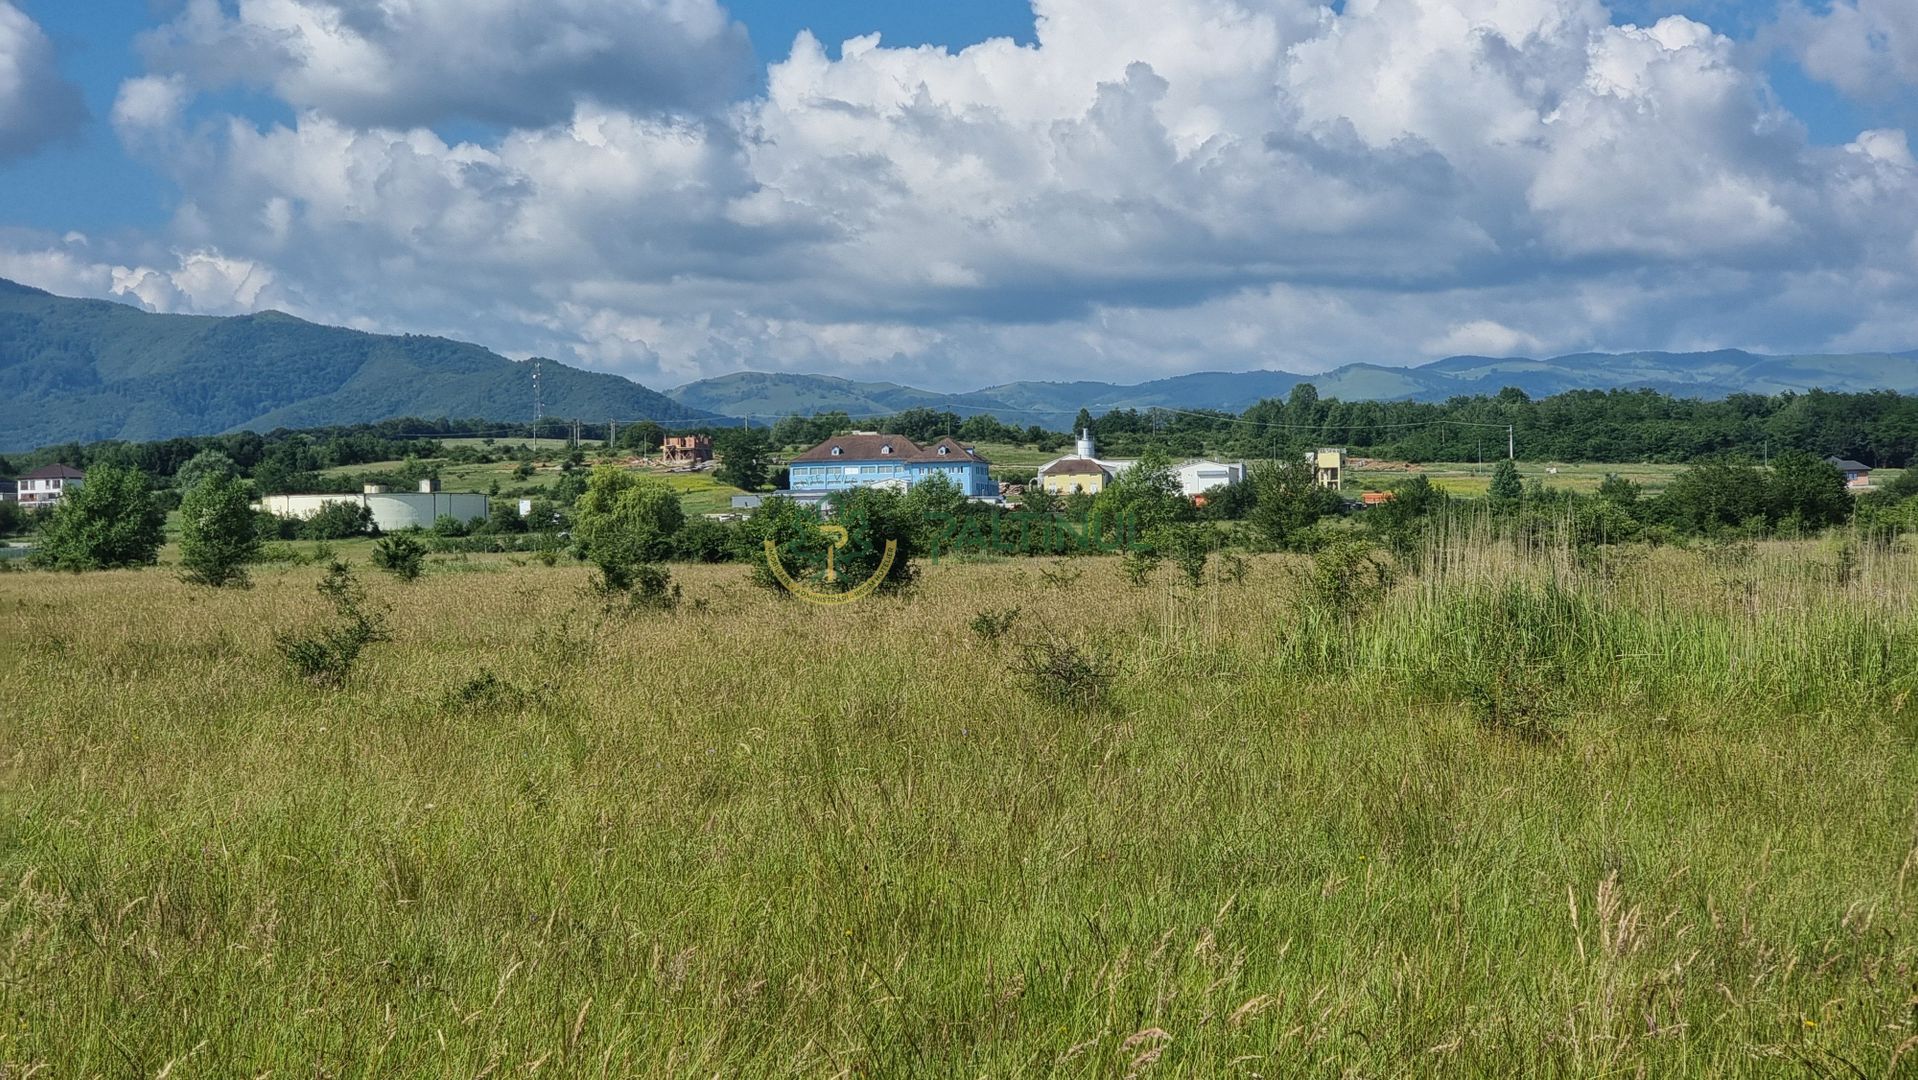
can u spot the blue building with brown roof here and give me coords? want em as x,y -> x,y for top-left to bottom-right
786,433 -> 995,497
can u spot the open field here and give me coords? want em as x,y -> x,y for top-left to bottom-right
1346,459 -> 1688,496
316,455 -> 747,515
4,537 -> 1918,1075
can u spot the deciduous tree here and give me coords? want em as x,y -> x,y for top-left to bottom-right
30,464 -> 165,571
179,473 -> 260,587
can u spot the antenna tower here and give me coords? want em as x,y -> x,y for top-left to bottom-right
532,359 -> 544,423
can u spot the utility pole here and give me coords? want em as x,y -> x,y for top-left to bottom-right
1507,424 -> 1515,460
608,418 -> 616,449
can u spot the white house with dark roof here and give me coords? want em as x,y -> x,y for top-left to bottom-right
16,464 -> 83,509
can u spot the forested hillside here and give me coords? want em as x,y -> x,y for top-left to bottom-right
0,279 -> 711,449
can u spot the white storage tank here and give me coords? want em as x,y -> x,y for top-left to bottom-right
258,491 -> 489,532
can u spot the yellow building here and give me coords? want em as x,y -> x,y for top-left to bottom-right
1308,448 -> 1345,490
1038,456 -> 1112,495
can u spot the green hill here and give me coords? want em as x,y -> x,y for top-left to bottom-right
0,279 -> 713,450
672,349 -> 1918,430
10,274 -> 1915,448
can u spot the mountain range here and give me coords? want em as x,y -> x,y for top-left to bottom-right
665,350 -> 1918,430
4,277 -> 1916,450
0,278 -> 713,451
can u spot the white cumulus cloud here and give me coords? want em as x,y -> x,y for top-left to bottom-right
1783,0 -> 1918,99
138,0 -> 755,128
4,0 -> 1915,391
0,1 -> 86,162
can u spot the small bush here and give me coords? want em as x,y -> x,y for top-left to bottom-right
1164,524 -> 1214,587
1467,668 -> 1567,747
1014,636 -> 1119,709
441,669 -> 545,714
968,606 -> 1021,647
590,560 -> 680,611
300,501 -> 375,541
1038,563 -> 1082,589
256,542 -> 310,565
274,561 -> 391,687
627,564 -> 681,611
1218,552 -> 1251,585
1302,540 -> 1396,621
372,533 -> 426,581
1833,539 -> 1861,587
1119,549 -> 1160,587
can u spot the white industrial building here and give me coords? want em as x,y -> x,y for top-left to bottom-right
1174,459 -> 1245,495
257,480 -> 487,532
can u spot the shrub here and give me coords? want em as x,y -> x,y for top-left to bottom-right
441,669 -> 544,715
1248,459 -> 1342,548
823,487 -> 919,594
30,464 -> 165,571
1467,668 -> 1568,747
1488,459 -> 1523,508
1302,540 -> 1397,622
372,533 -> 427,581
1038,563 -> 1083,589
627,563 -> 681,610
178,473 -> 260,587
300,500 -> 375,540
1217,551 -> 1251,585
274,561 -> 391,687
1119,548 -> 1160,587
591,560 -> 681,611
968,606 -> 1021,646
572,465 -> 684,571
1766,450 -> 1850,530
1014,635 -> 1119,709
1157,523 -> 1215,587
746,488 -> 918,597
672,517 -> 736,563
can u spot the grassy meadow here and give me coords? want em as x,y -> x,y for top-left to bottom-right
4,534 -> 1918,1075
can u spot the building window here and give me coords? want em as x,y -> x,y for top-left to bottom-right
830,447 -> 842,456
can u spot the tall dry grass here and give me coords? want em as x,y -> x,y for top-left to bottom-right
1,534 -> 1916,1075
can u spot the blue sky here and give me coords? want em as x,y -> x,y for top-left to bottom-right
1,0 -> 1915,389
9,0 -> 1044,234
7,0 -> 1903,233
